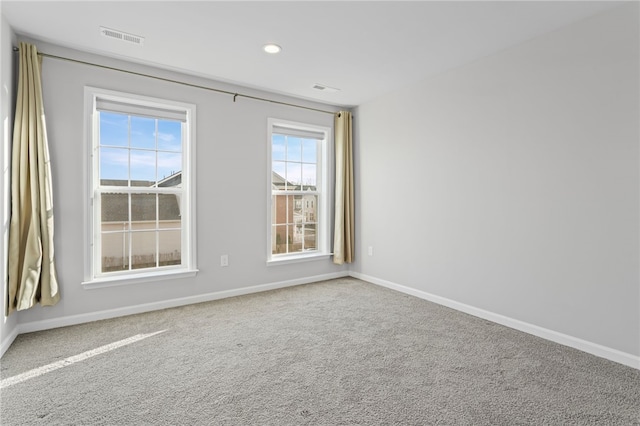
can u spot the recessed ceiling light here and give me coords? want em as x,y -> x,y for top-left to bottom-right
263,43 -> 282,54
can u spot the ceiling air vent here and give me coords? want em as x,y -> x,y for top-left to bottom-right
312,83 -> 340,93
100,26 -> 145,46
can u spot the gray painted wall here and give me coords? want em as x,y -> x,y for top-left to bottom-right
352,4 -> 639,356
11,39 -> 347,327
1,13 -> 18,353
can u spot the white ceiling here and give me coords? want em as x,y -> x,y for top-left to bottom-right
1,1 -> 622,107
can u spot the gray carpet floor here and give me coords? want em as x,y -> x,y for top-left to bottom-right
1,277 -> 638,425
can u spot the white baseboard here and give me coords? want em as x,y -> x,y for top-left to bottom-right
350,272 -> 640,370
7,270 -> 638,370
14,271 -> 350,337
0,325 -> 19,358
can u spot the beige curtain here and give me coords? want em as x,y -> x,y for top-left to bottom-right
7,42 -> 60,314
333,111 -> 354,264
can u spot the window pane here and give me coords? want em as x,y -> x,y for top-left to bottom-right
159,230 -> 181,266
302,164 -> 316,189
101,232 -> 129,272
304,223 -> 317,251
274,194 -> 295,224
303,195 -> 318,223
271,194 -> 279,225
272,134 -> 286,161
100,147 -> 129,185
159,194 -> 181,226
99,112 -> 128,147
270,225 -> 278,254
130,116 -> 156,149
293,195 -> 303,216
157,152 -> 182,185
272,161 -> 286,188
101,193 -> 129,227
286,195 -> 295,223
101,220 -> 129,233
131,193 -> 156,230
131,231 -> 157,269
302,139 -> 317,163
287,137 -> 302,161
157,120 -> 182,152
130,149 -> 156,185
302,195 -> 317,251
273,225 -> 287,254
289,223 -> 303,254
286,163 -> 301,190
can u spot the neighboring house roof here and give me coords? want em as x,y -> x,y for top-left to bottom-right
271,171 -> 316,191
101,171 -> 182,189
272,171 -> 288,190
100,174 -> 182,222
101,193 -> 181,222
101,179 -> 156,187
157,171 -> 182,188
102,194 -> 180,222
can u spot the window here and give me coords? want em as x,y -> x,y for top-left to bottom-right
268,119 -> 330,263
84,87 -> 196,286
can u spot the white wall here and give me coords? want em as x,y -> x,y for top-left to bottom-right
353,4 -> 639,358
10,39 -> 347,329
0,12 -> 18,355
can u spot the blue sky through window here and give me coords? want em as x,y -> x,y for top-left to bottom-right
272,133 -> 318,188
99,112 -> 182,185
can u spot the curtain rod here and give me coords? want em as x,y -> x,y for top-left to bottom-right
12,47 -> 339,116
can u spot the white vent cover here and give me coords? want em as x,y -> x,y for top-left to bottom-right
100,27 -> 145,46
312,83 -> 340,93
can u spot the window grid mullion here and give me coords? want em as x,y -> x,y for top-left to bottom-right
127,115 -> 132,271
127,115 -> 132,187
127,192 -> 132,271
155,119 -> 159,268
156,193 -> 160,268
300,198 -> 305,252
285,194 -> 290,253
99,186 -> 182,194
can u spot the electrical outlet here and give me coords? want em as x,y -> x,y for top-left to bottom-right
220,254 -> 229,267
368,246 -> 373,256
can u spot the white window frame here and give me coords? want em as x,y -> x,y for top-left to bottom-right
83,87 -> 197,288
267,118 -> 331,265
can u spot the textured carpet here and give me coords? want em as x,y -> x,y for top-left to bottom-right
1,278 -> 638,425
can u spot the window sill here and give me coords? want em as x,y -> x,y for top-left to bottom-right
267,252 -> 332,266
82,268 -> 198,289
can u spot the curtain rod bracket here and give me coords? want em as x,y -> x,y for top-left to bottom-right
233,94 -> 238,102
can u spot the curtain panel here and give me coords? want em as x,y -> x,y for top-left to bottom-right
7,42 -> 60,313
333,111 -> 354,264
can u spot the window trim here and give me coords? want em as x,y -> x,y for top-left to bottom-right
83,87 -> 197,286
266,118 -> 331,264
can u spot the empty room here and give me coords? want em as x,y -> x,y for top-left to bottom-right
0,1 -> 638,424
